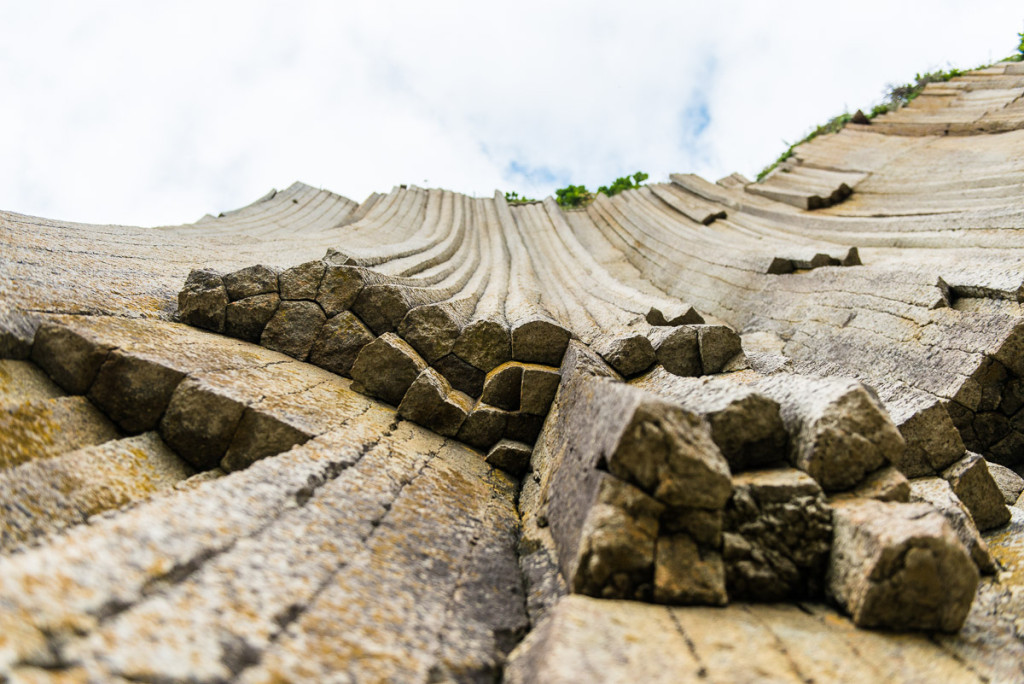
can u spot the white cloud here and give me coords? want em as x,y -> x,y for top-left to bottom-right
0,1 -> 1021,225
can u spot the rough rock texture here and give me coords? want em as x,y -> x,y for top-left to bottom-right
4,60 -> 1024,681
943,451 -> 1012,530
724,468 -> 832,600
827,499 -> 979,631
754,375 -> 905,492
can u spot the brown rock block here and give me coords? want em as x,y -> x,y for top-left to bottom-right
986,462 -> 1024,504
433,352 -> 486,397
843,466 -> 911,502
351,282 -> 424,335
826,499 -> 979,631
645,304 -> 704,326
224,293 -> 280,343
260,301 -> 326,361
223,264 -> 279,301
278,260 -> 325,300
505,411 -> 545,444
724,468 -> 832,601
0,308 -> 40,360
633,369 -> 788,472
908,477 -> 995,574
877,387 -> 964,477
654,533 -> 727,605
457,403 -> 508,450
307,311 -> 375,377
30,323 -> 111,395
220,407 -> 313,472
349,333 -> 428,406
453,318 -> 512,372
650,326 -> 700,377
512,318 -> 570,366
943,452 -> 1011,530
754,375 -> 905,492
605,400 -> 732,509
159,377 -> 247,470
398,303 -> 464,364
569,473 -> 663,600
486,439 -> 533,476
177,269 -> 229,333
480,362 -> 523,411
520,364 -> 561,415
316,264 -> 365,316
87,351 -> 186,433
593,334 -> 656,378
397,368 -> 471,438
694,324 -> 743,374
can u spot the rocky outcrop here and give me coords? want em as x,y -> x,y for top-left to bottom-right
3,59 -> 1024,682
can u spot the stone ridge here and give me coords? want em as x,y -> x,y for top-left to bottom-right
2,61 -> 1024,681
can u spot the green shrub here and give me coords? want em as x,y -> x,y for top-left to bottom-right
504,191 -> 536,204
554,172 -> 649,208
554,184 -> 593,208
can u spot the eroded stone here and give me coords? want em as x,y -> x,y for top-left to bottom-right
826,499 -> 979,631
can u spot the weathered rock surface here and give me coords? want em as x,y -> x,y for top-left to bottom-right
724,468 -> 832,600
908,476 -> 996,573
827,499 -> 979,631
943,451 -> 1012,530
754,375 -> 905,492
5,60 -> 1024,682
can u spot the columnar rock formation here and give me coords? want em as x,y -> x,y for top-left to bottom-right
3,61 -> 1024,682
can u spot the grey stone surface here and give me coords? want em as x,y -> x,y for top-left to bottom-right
9,61 -> 1024,681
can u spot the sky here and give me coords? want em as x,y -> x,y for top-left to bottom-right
0,2 -> 1021,227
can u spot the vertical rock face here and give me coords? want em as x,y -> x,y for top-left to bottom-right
5,60 -> 1024,681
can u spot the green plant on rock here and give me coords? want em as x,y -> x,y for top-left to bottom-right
555,172 -> 649,208
597,172 -> 649,198
504,191 -> 536,204
554,184 -> 594,208
1014,32 -> 1024,61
